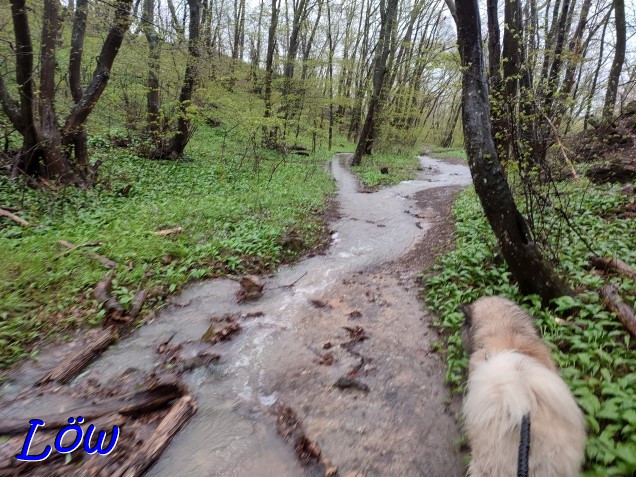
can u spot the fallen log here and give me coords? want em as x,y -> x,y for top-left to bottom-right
591,256 -> 636,282
0,379 -> 185,435
112,395 -> 197,477
59,240 -> 118,268
600,284 -> 636,338
36,328 -> 117,386
0,207 -> 29,226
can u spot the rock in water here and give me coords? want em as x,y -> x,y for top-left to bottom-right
236,275 -> 264,302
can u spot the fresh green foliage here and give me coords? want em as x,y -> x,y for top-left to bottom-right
351,151 -> 420,189
424,186 -> 636,475
427,147 -> 467,162
0,124 -> 335,369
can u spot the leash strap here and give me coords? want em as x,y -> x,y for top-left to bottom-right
517,413 -> 531,477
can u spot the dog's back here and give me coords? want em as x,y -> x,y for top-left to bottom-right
464,350 -> 586,477
461,297 -> 586,477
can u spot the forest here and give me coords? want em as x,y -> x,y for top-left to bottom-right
0,0 -> 635,475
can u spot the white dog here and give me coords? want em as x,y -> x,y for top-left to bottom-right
460,296 -> 586,477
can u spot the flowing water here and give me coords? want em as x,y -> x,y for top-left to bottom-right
2,154 -> 472,476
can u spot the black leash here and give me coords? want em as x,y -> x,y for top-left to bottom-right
517,413 -> 531,477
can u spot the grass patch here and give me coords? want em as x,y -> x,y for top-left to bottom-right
423,185 -> 636,476
427,146 -> 467,161
351,151 -> 420,189
0,124 -> 335,369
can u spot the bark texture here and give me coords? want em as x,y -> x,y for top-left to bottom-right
454,0 -> 572,302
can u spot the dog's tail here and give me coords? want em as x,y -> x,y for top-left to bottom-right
464,351 -> 585,477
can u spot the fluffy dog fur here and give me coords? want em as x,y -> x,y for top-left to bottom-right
461,296 -> 586,477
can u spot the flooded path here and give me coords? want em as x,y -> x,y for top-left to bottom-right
2,154 -> 472,476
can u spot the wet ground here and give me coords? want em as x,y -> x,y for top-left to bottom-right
0,154 -> 472,476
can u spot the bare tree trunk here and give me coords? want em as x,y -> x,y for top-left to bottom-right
351,0 -> 399,166
453,0 -> 572,302
584,9 -> 610,129
440,96 -> 461,148
262,0 -> 280,144
602,0 -> 625,122
232,0 -> 246,59
250,0 -> 264,85
280,0 -> 311,134
326,1 -> 335,151
170,0 -> 201,157
143,0 -> 161,135
39,0 -> 69,179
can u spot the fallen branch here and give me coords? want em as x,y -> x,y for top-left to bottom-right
130,289 -> 148,318
0,379 -> 185,435
600,284 -> 636,338
36,328 -> 117,386
591,257 -> 636,282
154,227 -> 183,237
0,207 -> 29,226
59,240 -> 118,268
94,274 -> 126,317
112,395 -> 197,477
58,240 -> 102,256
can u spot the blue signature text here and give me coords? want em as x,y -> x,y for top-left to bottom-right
15,417 -> 120,462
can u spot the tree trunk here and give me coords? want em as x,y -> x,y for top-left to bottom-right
3,0 -> 133,183
602,0 -> 625,122
251,0 -> 265,85
453,0 -> 572,303
351,0 -> 399,166
262,0 -> 280,144
143,0 -> 161,135
584,9 -> 610,129
170,0 -> 201,157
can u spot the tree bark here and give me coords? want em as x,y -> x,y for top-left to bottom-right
602,0 -> 625,122
454,0 -> 572,303
262,0 -> 280,144
169,0 -> 201,157
142,0 -> 161,135
351,0 -> 399,166
69,0 -> 88,104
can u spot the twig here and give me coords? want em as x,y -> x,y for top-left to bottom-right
58,241 -> 102,256
536,102 -> 580,180
271,271 -> 308,290
58,240 -> 118,268
0,207 -> 30,226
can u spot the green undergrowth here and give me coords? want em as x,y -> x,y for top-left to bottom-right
351,151 -> 420,189
0,124 -> 335,370
423,185 -> 636,476
427,146 -> 467,161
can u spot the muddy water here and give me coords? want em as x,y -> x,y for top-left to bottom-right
3,154 -> 472,476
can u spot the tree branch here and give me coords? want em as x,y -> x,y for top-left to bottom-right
63,0 -> 134,135
69,0 -> 89,103
0,74 -> 22,131
10,0 -> 38,143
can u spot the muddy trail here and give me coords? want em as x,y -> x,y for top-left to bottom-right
0,154 -> 471,477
